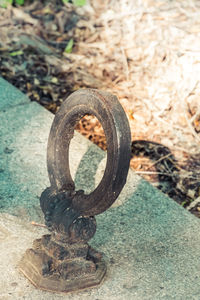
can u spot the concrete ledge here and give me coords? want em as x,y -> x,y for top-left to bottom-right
0,77 -> 30,110
0,77 -> 200,299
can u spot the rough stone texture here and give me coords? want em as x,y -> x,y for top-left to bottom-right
0,77 -> 200,299
0,77 -> 30,110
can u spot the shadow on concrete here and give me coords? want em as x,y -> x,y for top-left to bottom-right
74,144 -> 106,195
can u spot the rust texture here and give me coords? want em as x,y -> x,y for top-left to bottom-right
19,89 -> 131,293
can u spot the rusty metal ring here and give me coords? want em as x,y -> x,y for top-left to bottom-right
47,89 -> 131,216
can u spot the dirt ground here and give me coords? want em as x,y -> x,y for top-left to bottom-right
0,0 -> 200,216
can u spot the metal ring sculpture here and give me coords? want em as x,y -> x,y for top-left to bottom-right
40,89 -> 131,238
20,89 -> 131,293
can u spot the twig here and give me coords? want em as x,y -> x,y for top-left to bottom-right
187,196 -> 200,211
135,170 -> 200,180
120,46 -> 129,81
182,81 -> 200,143
31,221 -> 47,228
183,105 -> 200,143
190,109 -> 200,123
145,153 -> 172,170
136,170 -> 176,177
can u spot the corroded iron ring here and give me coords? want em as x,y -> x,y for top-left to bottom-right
47,89 -> 131,216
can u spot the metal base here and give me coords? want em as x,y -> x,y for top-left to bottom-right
19,234 -> 106,293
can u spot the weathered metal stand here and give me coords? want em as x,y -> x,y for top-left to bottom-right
19,89 -> 131,293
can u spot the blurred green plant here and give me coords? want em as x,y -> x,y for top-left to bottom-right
15,0 -> 24,4
9,50 -> 24,56
0,0 -> 12,8
0,0 -> 24,7
62,0 -> 86,6
1,0 -> 86,8
64,38 -> 74,53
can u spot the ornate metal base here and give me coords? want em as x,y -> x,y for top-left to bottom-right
19,234 -> 106,293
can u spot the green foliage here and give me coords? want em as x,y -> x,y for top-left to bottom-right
0,0 -> 24,7
72,0 -> 86,6
15,0 -> 24,5
0,0 -> 86,8
64,38 -> 74,53
62,0 -> 86,6
0,0 -> 13,8
181,201 -> 187,207
9,50 -> 24,56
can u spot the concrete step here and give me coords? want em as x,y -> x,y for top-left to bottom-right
0,77 -> 200,299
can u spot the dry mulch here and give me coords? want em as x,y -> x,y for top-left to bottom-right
1,0 -> 200,217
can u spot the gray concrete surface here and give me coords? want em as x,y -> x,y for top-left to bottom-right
0,77 -> 200,299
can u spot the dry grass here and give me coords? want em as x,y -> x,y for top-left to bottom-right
74,0 -> 200,210
74,0 -> 200,151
